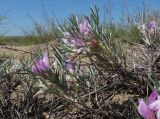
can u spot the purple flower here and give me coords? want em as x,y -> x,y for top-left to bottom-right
79,19 -> 90,34
138,99 -> 156,119
62,38 -> 72,46
148,90 -> 158,104
70,38 -> 85,48
149,100 -> 160,119
64,57 -> 76,74
138,90 -> 159,119
148,20 -> 158,30
32,51 -> 50,74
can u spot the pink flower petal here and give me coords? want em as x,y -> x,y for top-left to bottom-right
148,90 -> 158,104
36,59 -> 44,72
149,100 -> 160,111
32,65 -> 40,74
71,38 -> 84,48
41,61 -> 49,72
138,99 -> 150,118
62,38 -> 72,46
43,51 -> 49,70
156,109 -> 160,119
79,19 -> 89,34
149,20 -> 158,30
79,23 -> 86,33
32,51 -> 50,74
147,110 -> 156,119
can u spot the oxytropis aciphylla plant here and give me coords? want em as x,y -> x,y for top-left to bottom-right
59,18 -> 92,88
58,6 -> 127,87
56,14 -> 103,90
32,5 -> 126,96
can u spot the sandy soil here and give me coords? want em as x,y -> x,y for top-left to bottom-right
0,45 -> 40,59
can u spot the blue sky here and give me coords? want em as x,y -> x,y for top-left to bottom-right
0,0 -> 160,36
